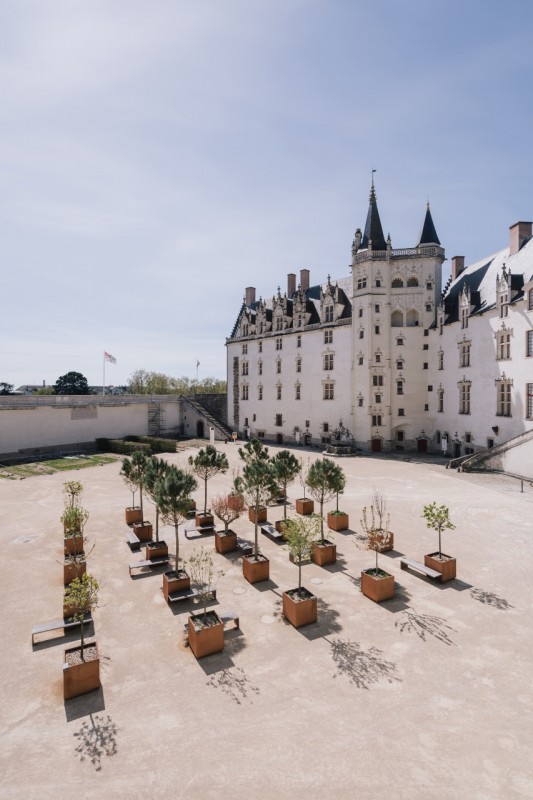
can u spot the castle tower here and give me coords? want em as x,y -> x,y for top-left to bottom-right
351,184 -> 445,452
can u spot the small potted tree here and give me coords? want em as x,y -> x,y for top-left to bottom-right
212,493 -> 243,554
188,445 -> 228,530
121,451 -> 153,540
186,548 -> 224,658
422,502 -> 457,581
63,574 -> 100,700
282,516 -> 319,627
306,458 -> 345,565
120,455 -> 143,525
143,456 -> 169,561
360,495 -> 394,602
227,468 -> 244,511
156,466 -> 198,599
327,488 -> 349,532
61,505 -> 88,556
295,458 -> 314,515
235,442 -> 278,584
272,450 -> 301,532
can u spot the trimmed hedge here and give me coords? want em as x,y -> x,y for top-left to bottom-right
96,438 -> 150,455
125,435 -> 177,454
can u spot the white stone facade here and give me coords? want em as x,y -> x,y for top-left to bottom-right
226,188 -> 533,457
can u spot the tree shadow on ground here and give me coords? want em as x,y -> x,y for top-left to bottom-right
271,596 -> 343,641
206,665 -> 260,705
194,630 -> 247,677
394,609 -> 456,645
470,588 -> 514,610
327,638 -> 401,689
379,582 -> 411,613
320,555 -> 349,574
130,563 -> 170,580
73,712 -> 118,771
65,684 -> 106,722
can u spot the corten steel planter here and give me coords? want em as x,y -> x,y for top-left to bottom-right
327,512 -> 349,532
243,554 -> 270,584
63,643 -> 100,700
214,530 -> 238,554
369,529 -> 394,553
311,541 -> 337,566
163,570 -> 190,600
187,499 -> 196,512
361,569 -> 395,603
227,494 -> 244,512
125,506 -> 142,525
188,612 -> 224,658
64,534 -> 84,556
295,498 -> 314,515
145,541 -> 168,560
133,521 -> 153,542
195,512 -> 214,528
283,589 -> 317,627
248,506 -> 267,524
63,559 -> 86,586
424,553 -> 456,582
275,520 -> 287,534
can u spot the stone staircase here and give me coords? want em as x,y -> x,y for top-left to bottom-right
449,428 -> 533,476
181,396 -> 233,441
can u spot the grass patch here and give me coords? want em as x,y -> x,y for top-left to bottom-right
0,454 -> 119,479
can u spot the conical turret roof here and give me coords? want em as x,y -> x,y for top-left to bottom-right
417,203 -> 441,246
360,181 -> 387,251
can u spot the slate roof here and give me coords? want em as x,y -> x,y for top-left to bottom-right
360,184 -> 387,250
442,235 -> 533,323
417,204 -> 441,246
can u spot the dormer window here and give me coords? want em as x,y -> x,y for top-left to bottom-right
324,303 -> 334,323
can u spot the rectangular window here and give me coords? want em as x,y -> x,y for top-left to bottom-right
396,360 -> 403,370
323,353 -> 334,370
396,380 -> 403,395
527,383 -> 533,419
242,361 -> 248,376
438,351 -> 444,370
438,390 -> 444,413
276,361 -> 281,374
258,386 -> 263,400
529,289 -> 533,311
375,394 -> 382,403
323,382 -> 334,400
257,430 -> 265,438
497,331 -> 511,360
359,330 -> 364,339
275,414 -> 282,426
276,337 -> 283,350
295,385 -> 301,400
423,363 -> 428,370
358,308 -> 363,318
357,277 -> 367,290
423,344 -> 429,350
461,307 -> 468,329
297,335 -> 301,348
459,341 -> 471,367
296,358 -> 302,373
324,305 -> 334,323
323,422 -> 329,433
372,375 -> 384,386
496,382 -> 512,416
459,382 -> 471,414
398,408 -> 405,416
358,356 -> 364,365
527,330 -> 533,357
372,415 -> 382,427
374,325 -> 380,335
376,279 -> 381,287
396,337 -> 404,346
241,385 -> 248,400
375,354 -> 381,363
276,385 -> 282,400
358,397 -> 364,407
242,344 -> 247,354
374,304 -> 380,313
324,330 -> 333,344
258,361 -> 263,375
397,431 -> 404,442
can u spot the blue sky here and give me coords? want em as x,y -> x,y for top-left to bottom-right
2,0 -> 533,389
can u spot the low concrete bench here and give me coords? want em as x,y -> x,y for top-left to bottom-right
129,556 -> 170,576
32,613 -> 92,645
261,523 -> 284,542
400,557 -> 441,581
167,587 -> 217,604
196,524 -> 215,535
125,530 -> 141,550
237,538 -> 253,556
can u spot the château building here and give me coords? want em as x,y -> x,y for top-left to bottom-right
225,182 -> 533,457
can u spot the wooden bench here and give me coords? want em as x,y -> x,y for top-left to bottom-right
125,530 -> 141,550
167,587 -> 217,604
261,523 -> 284,542
400,557 -> 442,581
129,556 -> 170,576
32,613 -> 92,645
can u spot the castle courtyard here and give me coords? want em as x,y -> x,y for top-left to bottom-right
1,443 -> 532,799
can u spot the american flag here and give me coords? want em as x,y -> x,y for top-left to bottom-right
104,351 -> 117,364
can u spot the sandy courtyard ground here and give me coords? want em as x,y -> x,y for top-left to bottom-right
1,442 -> 532,800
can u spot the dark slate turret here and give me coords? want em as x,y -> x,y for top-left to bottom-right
417,203 -> 441,246
360,181 -> 387,251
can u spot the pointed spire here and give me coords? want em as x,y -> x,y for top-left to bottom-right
361,179 -> 387,250
417,202 -> 441,246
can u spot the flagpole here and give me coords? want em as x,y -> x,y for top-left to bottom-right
102,352 -> 106,396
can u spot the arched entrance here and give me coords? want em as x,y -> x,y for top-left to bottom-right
417,438 -> 428,453
371,438 -> 382,453
196,420 -> 204,438
453,441 -> 461,458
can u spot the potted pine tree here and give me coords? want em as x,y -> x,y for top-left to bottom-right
295,458 -> 314,515
235,440 -> 277,584
282,515 -> 319,627
120,457 -> 143,525
186,547 -> 224,658
212,493 -> 243,554
63,574 -> 100,700
272,450 -> 300,532
121,451 -> 153,540
306,458 -> 345,565
143,457 -> 169,561
360,494 -> 395,602
188,446 -> 228,530
156,466 -> 198,599
422,502 -> 457,581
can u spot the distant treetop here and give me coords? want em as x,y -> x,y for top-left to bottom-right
128,369 -> 226,395
54,371 -> 91,395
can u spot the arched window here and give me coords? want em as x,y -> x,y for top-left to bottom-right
407,277 -> 419,287
406,309 -> 419,327
392,277 -> 403,288
391,310 -> 403,327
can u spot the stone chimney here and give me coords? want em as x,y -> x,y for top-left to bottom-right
451,256 -> 465,281
509,221 -> 532,256
287,273 -> 296,296
300,269 -> 310,292
245,287 -> 256,305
